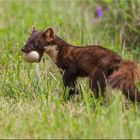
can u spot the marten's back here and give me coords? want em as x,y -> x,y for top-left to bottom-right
71,45 -> 122,76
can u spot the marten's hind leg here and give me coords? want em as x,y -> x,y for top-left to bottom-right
89,71 -> 106,98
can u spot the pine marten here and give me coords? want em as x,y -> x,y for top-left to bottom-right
21,27 -> 140,102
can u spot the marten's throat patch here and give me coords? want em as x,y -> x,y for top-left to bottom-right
44,45 -> 59,63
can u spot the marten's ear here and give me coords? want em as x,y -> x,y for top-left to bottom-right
32,26 -> 38,34
42,27 -> 55,42
27,26 -> 38,35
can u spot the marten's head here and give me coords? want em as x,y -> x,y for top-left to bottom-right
21,27 -> 57,62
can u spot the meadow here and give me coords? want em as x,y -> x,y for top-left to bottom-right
0,0 -> 140,139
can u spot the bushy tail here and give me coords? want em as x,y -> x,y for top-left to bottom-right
108,60 -> 140,102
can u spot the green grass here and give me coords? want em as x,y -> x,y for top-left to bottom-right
0,0 -> 140,139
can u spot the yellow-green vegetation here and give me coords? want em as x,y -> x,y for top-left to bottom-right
0,0 -> 140,139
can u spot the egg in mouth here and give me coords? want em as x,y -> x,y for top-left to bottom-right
23,51 -> 40,63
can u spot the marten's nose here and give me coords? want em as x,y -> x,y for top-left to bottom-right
21,48 -> 25,52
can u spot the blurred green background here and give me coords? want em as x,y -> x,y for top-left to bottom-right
0,0 -> 140,139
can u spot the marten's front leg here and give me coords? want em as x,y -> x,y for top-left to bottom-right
62,69 -> 77,96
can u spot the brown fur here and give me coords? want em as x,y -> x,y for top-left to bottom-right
21,27 -> 140,102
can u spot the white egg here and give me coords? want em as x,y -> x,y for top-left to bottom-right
23,51 -> 39,63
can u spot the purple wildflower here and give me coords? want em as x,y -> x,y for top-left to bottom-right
96,6 -> 103,18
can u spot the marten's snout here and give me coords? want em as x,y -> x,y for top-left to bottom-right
21,46 -> 31,53
21,48 -> 28,53
21,48 -> 25,52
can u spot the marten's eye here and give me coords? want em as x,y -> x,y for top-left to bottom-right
32,42 -> 37,48
29,43 -> 34,49
33,42 -> 41,49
